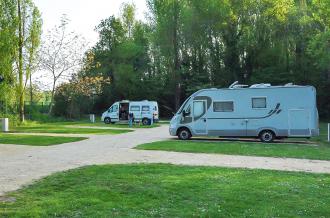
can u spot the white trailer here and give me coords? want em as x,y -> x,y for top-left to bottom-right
169,82 -> 319,142
101,100 -> 159,125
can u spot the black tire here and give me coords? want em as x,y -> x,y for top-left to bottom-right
104,117 -> 111,124
142,118 -> 150,126
259,130 -> 275,143
177,128 -> 191,140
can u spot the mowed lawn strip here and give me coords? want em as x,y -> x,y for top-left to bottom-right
0,134 -> 86,146
48,121 -> 160,128
136,140 -> 330,160
12,124 -> 133,134
71,122 -> 161,128
1,164 -> 329,217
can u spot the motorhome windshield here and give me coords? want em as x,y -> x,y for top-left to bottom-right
177,97 -> 191,114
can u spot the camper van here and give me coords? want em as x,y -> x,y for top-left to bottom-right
101,100 -> 159,125
169,82 -> 319,142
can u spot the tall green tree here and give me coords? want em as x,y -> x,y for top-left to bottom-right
68,0 -> 330,118
0,0 -> 17,113
16,0 -> 42,122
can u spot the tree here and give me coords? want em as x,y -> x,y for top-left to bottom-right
53,76 -> 110,118
0,0 -> 17,114
27,6 -> 42,105
121,2 -> 136,38
74,0 -> 330,119
40,15 -> 87,114
16,0 -> 42,122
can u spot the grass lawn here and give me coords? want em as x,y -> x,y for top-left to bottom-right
0,134 -> 86,146
25,120 -> 162,129
136,140 -> 330,160
0,164 -> 329,217
136,123 -> 330,160
12,122 -> 133,135
64,121 -> 161,129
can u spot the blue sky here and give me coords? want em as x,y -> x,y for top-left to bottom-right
34,0 -> 148,46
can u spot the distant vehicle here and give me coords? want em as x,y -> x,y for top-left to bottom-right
101,100 -> 159,125
169,82 -> 319,142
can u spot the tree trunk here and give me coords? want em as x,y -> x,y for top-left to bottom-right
173,0 -> 181,111
30,73 -> 33,104
48,77 -> 56,114
17,0 -> 24,122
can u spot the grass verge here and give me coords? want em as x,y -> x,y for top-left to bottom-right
0,164 -> 329,217
0,134 -> 86,146
12,122 -> 133,134
136,140 -> 330,160
136,123 -> 330,160
65,121 -> 161,129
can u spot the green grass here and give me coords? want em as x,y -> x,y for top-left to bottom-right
136,123 -> 330,160
136,140 -> 330,160
0,134 -> 86,146
12,122 -> 133,135
1,164 -> 329,217
65,121 -> 161,129
24,120 -> 161,129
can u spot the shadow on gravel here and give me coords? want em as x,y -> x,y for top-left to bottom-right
169,137 -> 315,145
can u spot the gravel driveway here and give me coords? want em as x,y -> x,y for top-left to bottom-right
1,125 -> 330,196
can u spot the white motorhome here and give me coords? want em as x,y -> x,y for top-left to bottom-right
101,100 -> 159,125
169,82 -> 319,142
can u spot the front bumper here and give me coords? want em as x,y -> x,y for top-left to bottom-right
169,127 -> 177,136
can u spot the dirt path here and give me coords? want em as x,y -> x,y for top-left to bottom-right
1,125 -> 330,196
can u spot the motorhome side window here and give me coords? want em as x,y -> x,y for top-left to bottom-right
142,106 -> 150,111
183,105 -> 191,116
130,106 -> 140,111
113,105 -> 118,112
213,101 -> 234,112
252,97 -> 267,108
193,101 -> 205,117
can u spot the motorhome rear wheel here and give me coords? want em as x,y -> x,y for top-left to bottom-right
142,118 -> 150,126
259,130 -> 275,143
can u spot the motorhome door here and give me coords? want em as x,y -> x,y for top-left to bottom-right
193,100 -> 207,135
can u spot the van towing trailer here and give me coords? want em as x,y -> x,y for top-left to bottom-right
169,82 -> 319,142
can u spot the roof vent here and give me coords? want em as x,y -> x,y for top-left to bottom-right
250,83 -> 271,88
229,81 -> 248,89
229,81 -> 239,89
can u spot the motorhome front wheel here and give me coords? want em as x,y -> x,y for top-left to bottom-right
260,130 -> 275,143
178,128 -> 191,140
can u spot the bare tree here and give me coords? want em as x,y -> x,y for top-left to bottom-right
40,15 -> 87,114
